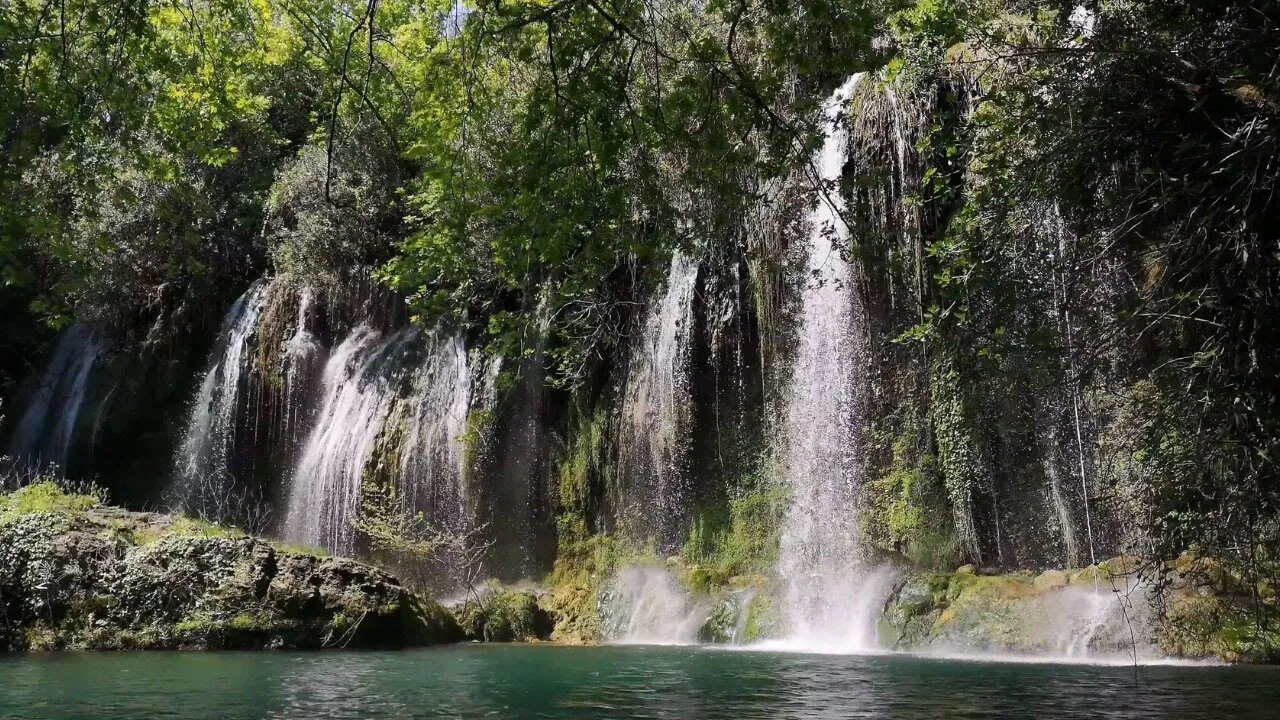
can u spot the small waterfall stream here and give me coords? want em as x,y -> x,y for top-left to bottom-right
774,74 -> 896,652
600,566 -> 711,645
398,332 -> 473,535
172,282 -> 269,515
279,286 -> 325,452
283,325 -> 476,557
5,324 -> 101,474
614,252 -> 701,548
283,326 -> 404,554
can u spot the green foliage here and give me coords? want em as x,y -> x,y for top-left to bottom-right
0,482 -> 100,522
380,0 -> 893,387
557,404 -> 611,519
863,425 -> 960,569
544,526 -> 623,642
682,483 -> 789,581
929,356 -> 989,563
458,590 -> 552,643
265,136 -> 404,287
742,592 -> 783,641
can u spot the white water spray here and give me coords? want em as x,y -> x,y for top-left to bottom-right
283,325 -> 399,554
601,566 -> 711,645
399,332 -> 472,534
283,325 -> 476,557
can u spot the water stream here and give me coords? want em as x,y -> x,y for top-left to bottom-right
774,74 -> 893,652
282,325 -> 476,558
172,282 -> 269,516
601,566 -> 712,645
5,324 -> 101,474
283,325 -> 405,554
614,252 -> 701,549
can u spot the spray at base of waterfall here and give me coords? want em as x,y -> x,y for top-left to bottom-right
599,566 -> 712,646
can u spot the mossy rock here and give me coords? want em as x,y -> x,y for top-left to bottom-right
0,488 -> 459,652
1033,570 -> 1069,590
698,595 -> 742,644
543,581 -> 601,644
743,592 -> 783,642
1161,593 -> 1280,663
687,565 -> 733,594
0,483 -> 99,521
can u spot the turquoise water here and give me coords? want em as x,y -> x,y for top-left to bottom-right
1,645 -> 1277,719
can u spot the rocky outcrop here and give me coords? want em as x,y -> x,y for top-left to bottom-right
880,558 -> 1280,663
0,484 -> 460,651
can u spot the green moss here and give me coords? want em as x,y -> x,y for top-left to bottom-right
558,406 -> 609,516
698,596 -> 739,643
268,541 -> 329,557
682,484 -> 789,587
743,593 -> 782,642
687,565 -> 733,595
1163,593 -> 1280,663
861,413 -> 960,570
229,612 -> 274,632
0,482 -> 99,522
175,614 -> 216,635
544,528 -> 624,643
460,407 -> 495,479
929,355 -> 991,563
25,625 -> 60,651
133,516 -> 245,545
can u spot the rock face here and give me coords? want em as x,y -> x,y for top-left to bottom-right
880,559 -> 1280,663
881,569 -> 1147,658
0,485 -> 460,651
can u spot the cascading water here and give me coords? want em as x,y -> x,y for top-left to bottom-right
283,324 -> 476,559
172,281 -> 269,514
5,324 -> 101,474
614,252 -> 700,549
283,326 -> 403,554
399,332 -> 473,535
774,74 -> 896,652
278,286 -> 325,452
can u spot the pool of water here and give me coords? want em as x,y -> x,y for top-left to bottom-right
1,645 -> 1276,719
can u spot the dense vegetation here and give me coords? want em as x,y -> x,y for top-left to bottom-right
3,0 -> 1278,653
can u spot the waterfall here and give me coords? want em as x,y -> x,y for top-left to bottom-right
399,332 -> 472,535
614,252 -> 700,549
283,325 -> 475,558
172,282 -> 268,516
600,566 -> 711,645
279,286 -> 324,452
774,74 -> 893,652
5,324 -> 101,474
283,326 -> 403,554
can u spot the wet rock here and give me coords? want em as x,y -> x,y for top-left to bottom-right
1033,570 -> 1069,590
742,592 -> 783,642
881,567 -> 1149,658
698,595 -> 740,644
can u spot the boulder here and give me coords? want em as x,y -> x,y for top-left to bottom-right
0,484 -> 460,651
